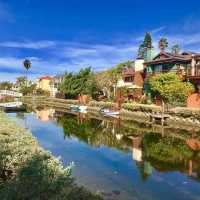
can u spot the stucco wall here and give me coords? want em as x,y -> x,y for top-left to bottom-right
135,59 -> 144,72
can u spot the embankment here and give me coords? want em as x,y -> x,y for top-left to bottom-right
22,96 -> 200,129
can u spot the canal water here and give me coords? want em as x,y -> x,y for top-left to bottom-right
6,107 -> 200,200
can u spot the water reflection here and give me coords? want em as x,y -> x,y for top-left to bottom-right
8,107 -> 200,200
53,110 -> 200,182
36,108 -> 55,121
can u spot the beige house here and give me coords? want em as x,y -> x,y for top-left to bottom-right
37,76 -> 53,92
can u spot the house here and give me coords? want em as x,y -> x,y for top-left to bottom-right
37,76 -> 53,92
116,58 -> 145,101
49,75 -> 64,97
144,51 -> 200,87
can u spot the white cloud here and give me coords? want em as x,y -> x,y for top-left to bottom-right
2,24 -> 200,82
0,40 -> 56,49
151,26 -> 166,34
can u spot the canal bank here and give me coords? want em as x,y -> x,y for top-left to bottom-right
23,96 -> 200,130
0,111 -> 103,200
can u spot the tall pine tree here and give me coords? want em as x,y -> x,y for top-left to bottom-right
137,32 -> 153,58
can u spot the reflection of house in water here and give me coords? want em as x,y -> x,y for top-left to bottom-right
130,136 -> 143,162
36,108 -> 55,121
186,138 -> 200,177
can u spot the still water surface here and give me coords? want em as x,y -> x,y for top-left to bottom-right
7,108 -> 200,200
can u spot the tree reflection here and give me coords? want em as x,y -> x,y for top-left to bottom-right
54,111 -> 200,182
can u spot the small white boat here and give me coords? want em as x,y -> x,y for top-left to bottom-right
79,106 -> 87,112
70,105 -> 87,113
100,108 -> 119,117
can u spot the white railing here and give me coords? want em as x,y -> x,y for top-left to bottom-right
0,102 -> 23,108
0,90 -> 22,97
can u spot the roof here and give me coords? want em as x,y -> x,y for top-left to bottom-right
144,51 -> 196,66
39,76 -> 53,81
122,68 -> 135,76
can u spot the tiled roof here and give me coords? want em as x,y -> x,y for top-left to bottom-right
122,68 -> 135,75
39,76 -> 53,80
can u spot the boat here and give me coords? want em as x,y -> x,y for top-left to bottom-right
99,108 -> 119,117
0,102 -> 26,112
70,105 -> 79,111
70,105 -> 87,113
79,106 -> 87,112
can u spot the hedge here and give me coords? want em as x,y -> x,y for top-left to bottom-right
122,103 -> 161,113
88,101 -> 117,108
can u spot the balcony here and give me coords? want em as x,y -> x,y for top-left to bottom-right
185,64 -> 200,78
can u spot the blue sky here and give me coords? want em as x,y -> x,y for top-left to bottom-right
1,0 -> 200,81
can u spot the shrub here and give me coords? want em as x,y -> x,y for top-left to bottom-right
88,101 -> 117,108
149,73 -> 194,105
122,103 -> 161,113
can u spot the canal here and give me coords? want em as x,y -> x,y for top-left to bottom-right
6,107 -> 200,200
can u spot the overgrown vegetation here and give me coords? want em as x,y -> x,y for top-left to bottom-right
149,73 -> 194,105
59,67 -> 99,99
0,112 -> 103,200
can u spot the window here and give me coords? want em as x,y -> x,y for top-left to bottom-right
124,76 -> 133,82
154,65 -> 162,73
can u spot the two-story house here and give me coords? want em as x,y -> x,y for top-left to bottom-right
116,58 -> 145,101
144,51 -> 200,89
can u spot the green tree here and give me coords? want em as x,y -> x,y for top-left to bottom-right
138,32 -> 153,58
159,38 -> 168,52
0,81 -> 13,90
149,73 -> 194,105
16,76 -> 36,95
143,32 -> 153,48
23,59 -> 31,87
138,43 -> 145,58
171,44 -> 180,54
60,67 -> 98,98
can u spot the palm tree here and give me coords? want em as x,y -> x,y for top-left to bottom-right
23,59 -> 31,87
171,44 -> 180,54
159,38 -> 168,52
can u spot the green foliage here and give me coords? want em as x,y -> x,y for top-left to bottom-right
159,38 -> 168,51
88,101 -> 117,108
16,76 -> 37,95
57,113 -> 130,152
0,82 -> 13,90
143,133 -> 193,164
122,102 -> 161,113
60,67 -> 99,99
171,44 -> 181,54
149,73 -> 194,105
143,32 -> 153,48
35,88 -> 50,96
21,84 -> 37,95
138,32 -> 153,58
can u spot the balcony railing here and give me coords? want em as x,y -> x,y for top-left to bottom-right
150,67 -> 200,78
